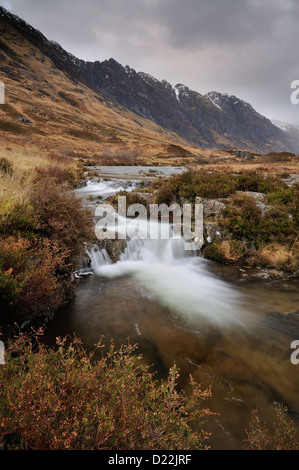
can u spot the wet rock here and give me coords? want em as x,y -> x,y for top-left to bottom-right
239,268 -> 294,282
204,222 -> 222,244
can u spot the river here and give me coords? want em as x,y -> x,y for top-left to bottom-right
44,166 -> 299,450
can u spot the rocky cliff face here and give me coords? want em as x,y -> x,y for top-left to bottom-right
1,6 -> 298,154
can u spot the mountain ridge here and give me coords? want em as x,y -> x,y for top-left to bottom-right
0,5 -> 298,154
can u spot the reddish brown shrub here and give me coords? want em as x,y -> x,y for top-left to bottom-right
34,165 -> 75,186
0,237 -> 70,322
0,332 -> 213,450
244,405 -> 299,450
29,179 -> 93,263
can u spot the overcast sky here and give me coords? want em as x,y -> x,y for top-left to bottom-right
1,0 -> 299,125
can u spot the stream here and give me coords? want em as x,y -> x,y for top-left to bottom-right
44,166 -> 299,450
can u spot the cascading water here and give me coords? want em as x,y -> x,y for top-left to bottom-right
88,246 -> 111,268
75,178 -> 139,200
94,232 -> 248,328
77,179 -> 251,329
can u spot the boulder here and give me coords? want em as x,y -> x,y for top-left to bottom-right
195,197 -> 226,218
235,191 -> 266,201
235,191 -> 269,214
17,117 -> 31,123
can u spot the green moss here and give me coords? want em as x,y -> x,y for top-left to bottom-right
203,242 -> 228,263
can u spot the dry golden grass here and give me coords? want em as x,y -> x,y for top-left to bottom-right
247,243 -> 299,272
0,145 -> 81,213
215,240 -> 245,263
185,150 -> 299,175
0,171 -> 31,209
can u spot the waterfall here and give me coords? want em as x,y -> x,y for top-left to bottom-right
76,245 -> 112,277
88,246 -> 111,269
75,179 -> 138,199
94,234 -> 248,328
76,174 -> 249,328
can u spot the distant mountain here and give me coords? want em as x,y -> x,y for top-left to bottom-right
0,6 -> 298,154
271,120 -> 299,149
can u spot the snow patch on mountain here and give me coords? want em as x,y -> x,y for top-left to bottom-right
271,119 -> 299,133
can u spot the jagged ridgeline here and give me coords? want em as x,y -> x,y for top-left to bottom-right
0,5 -> 299,153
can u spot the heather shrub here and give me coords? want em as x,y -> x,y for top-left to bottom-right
261,206 -> 298,244
220,196 -> 263,243
244,405 -> 299,450
203,242 -> 228,264
0,237 -> 69,322
0,175 -> 94,326
29,179 -> 93,263
0,331 -> 213,450
160,170 -> 292,203
220,196 -> 298,247
235,172 -> 285,194
155,185 -> 175,206
167,170 -> 237,201
0,268 -> 20,312
203,240 -> 246,264
34,165 -> 76,186
267,188 -> 294,206
0,202 -> 35,238
109,191 -> 150,210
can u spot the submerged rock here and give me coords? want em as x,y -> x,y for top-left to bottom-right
265,310 -> 299,336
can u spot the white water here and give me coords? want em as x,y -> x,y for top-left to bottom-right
92,233 -> 248,328
75,179 -> 139,199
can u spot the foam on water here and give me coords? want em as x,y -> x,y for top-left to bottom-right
75,179 -> 138,199
93,235 -> 248,328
